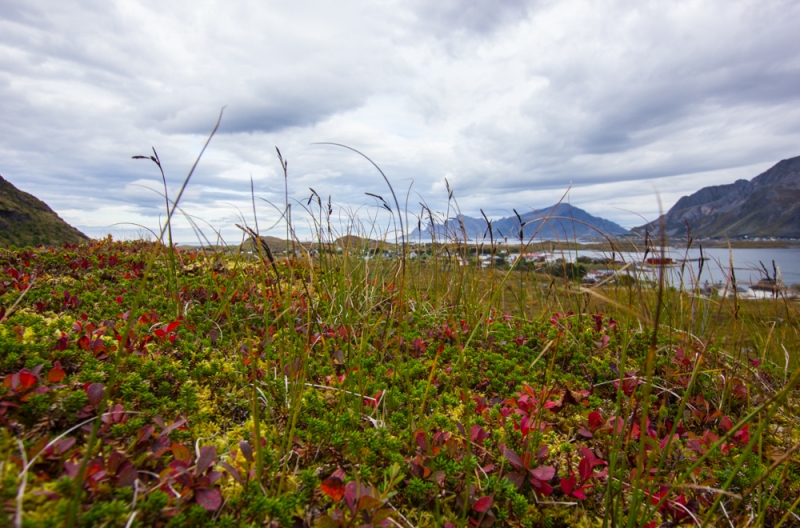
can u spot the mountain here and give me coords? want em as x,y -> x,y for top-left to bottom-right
635,156 -> 800,238
241,235 -> 292,254
0,175 -> 89,247
410,203 -> 629,242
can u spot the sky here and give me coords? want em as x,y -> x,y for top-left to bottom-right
2,0 -> 799,244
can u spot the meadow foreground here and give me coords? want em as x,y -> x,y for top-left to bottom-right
1,238 -> 799,527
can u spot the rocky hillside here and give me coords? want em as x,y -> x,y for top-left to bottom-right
0,175 -> 89,247
636,156 -> 800,238
411,203 -> 629,241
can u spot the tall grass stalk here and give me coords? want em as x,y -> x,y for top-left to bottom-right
132,149 -> 181,318
64,109 -> 223,528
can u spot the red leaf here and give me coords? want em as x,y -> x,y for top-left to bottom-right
47,363 -> 66,383
687,439 -> 705,453
502,446 -> 524,469
135,424 -> 154,446
344,481 -> 360,514
536,446 -> 550,461
579,456 -> 593,481
572,487 -> 588,500
54,333 -> 69,351
102,403 -> 127,424
159,417 -> 187,437
532,480 -> 553,496
195,487 -> 222,511
470,425 -> 489,444
577,427 -> 593,438
530,466 -> 555,481
560,474 -> 576,495
238,440 -> 253,462
167,320 -> 181,333
19,371 -> 37,390
607,416 -> 626,434
415,430 -> 429,452
504,471 -> 525,489
734,423 -> 750,444
473,495 -> 494,513
588,410 -> 604,430
196,445 -> 216,475
719,416 -> 733,432
57,437 -> 76,454
320,474 -> 345,502
6,373 -> 21,391
116,464 -> 137,487
86,383 -> 105,406
171,443 -> 191,463
85,458 -> 104,480
220,461 -> 244,485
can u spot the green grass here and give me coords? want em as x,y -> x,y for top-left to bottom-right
1,136 -> 799,527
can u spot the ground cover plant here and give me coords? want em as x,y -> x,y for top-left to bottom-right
2,132 -> 799,527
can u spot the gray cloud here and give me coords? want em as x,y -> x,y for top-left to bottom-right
411,0 -> 537,36
1,0 -> 799,241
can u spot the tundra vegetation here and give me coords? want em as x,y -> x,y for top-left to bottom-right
1,127 -> 799,527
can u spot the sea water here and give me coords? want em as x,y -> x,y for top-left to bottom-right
564,247 -> 800,288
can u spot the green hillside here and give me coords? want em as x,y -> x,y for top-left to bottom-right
0,175 -> 89,247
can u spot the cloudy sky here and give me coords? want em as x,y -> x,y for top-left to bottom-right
2,0 -> 799,243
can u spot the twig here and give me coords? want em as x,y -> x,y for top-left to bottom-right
720,501 -> 735,528
386,502 -> 417,528
124,511 -> 138,528
304,383 -> 378,402
15,411 -> 149,526
15,439 -> 27,528
1,274 -> 36,323
21,411 -> 144,474
782,344 -> 789,385
670,483 -> 742,500
742,442 -> 800,496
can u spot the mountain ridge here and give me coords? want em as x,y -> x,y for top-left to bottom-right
0,175 -> 89,247
411,203 -> 629,241
635,156 -> 800,238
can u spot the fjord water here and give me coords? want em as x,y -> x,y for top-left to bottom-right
570,246 -> 800,288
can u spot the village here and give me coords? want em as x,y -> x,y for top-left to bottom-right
239,238 -> 799,299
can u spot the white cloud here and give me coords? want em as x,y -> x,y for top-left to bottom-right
1,0 -> 799,241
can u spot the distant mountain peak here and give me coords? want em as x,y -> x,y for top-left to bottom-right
635,155 -> 800,239
410,203 -> 629,241
0,175 -> 89,247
